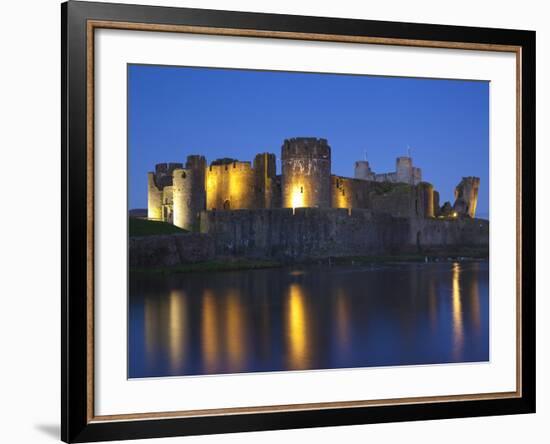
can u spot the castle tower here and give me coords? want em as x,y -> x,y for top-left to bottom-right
281,137 -> 331,209
206,159 -> 255,210
147,162 -> 183,221
173,155 -> 206,231
147,172 -> 162,220
396,156 -> 413,184
453,177 -> 480,218
253,152 -> 277,208
354,160 -> 375,181
415,182 -> 435,218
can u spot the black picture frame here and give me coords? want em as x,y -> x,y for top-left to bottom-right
62,1 -> 536,442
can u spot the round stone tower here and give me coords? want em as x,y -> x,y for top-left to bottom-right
281,137 -> 331,209
172,155 -> 206,231
415,182 -> 435,218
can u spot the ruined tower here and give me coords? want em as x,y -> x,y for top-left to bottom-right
453,176 -> 480,218
172,155 -> 206,231
395,156 -> 422,185
253,152 -> 277,208
281,138 -> 331,209
147,162 -> 183,221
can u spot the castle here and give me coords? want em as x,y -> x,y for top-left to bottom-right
147,137 -> 480,232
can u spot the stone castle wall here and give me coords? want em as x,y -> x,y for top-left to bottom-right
199,208 -> 488,260
410,217 -> 489,248
129,233 -> 215,268
366,182 -> 435,219
331,175 -> 372,210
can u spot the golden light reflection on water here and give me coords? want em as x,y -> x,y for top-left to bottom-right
134,261 -> 487,377
470,274 -> 481,336
452,262 -> 464,359
225,290 -> 246,372
335,289 -> 351,354
286,283 -> 309,369
144,297 -> 157,370
168,290 -> 187,374
428,278 -> 437,332
201,290 -> 219,373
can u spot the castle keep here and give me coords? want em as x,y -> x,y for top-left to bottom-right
146,137 -> 480,232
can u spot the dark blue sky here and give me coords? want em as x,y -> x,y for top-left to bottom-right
128,64 -> 489,217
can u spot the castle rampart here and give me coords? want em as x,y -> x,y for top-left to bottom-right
198,208 -> 488,260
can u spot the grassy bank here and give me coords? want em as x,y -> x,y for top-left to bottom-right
130,258 -> 282,275
330,247 -> 489,266
129,218 -> 187,237
130,247 -> 488,275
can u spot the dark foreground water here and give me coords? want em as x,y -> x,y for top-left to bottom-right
129,261 -> 489,378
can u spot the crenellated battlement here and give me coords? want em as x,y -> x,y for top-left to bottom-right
208,160 -> 252,172
281,137 -> 331,160
152,162 -> 184,188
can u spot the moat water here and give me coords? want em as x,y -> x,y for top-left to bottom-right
128,261 -> 489,378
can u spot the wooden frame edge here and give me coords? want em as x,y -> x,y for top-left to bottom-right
84,18 -> 525,425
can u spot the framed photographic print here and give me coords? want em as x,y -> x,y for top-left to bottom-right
61,1 -> 536,442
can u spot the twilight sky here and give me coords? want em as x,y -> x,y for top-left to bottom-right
128,64 -> 489,218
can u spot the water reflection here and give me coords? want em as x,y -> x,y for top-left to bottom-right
452,262 -> 464,360
286,283 -> 309,369
201,290 -> 219,374
129,261 -> 489,378
335,289 -> 351,355
226,290 -> 247,372
168,290 -> 187,374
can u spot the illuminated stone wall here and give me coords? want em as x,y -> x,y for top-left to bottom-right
330,175 -> 371,210
281,138 -> 331,209
206,160 -> 255,210
453,177 -> 480,218
173,155 -> 206,231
